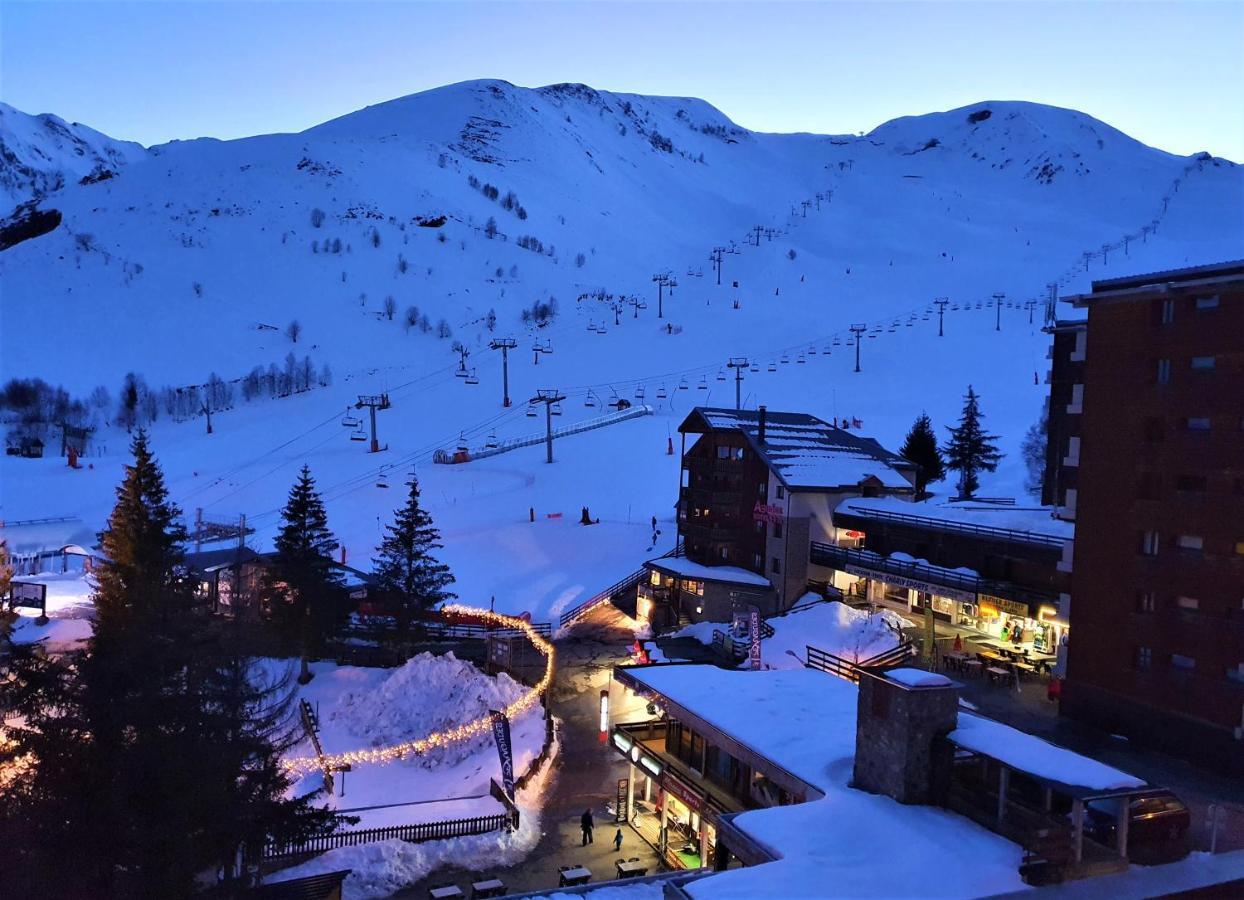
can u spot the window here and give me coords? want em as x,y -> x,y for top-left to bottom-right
1136,646 -> 1152,670
1186,417 -> 1211,431
1195,295 -> 1220,310
1171,653 -> 1196,671
753,553 -> 763,570
1140,530 -> 1160,556
1191,356 -> 1216,372
1068,383 -> 1084,412
1156,359 -> 1171,384
1176,595 -> 1200,611
771,557 -> 781,574
717,445 -> 730,459
757,481 -> 767,498
1161,298 -> 1175,324
1136,591 -> 1156,613
719,546 -> 729,561
772,520 -> 783,539
1176,474 -> 1207,493
754,520 -> 765,534
1176,534 -> 1203,552
1235,540 -> 1244,556
776,484 -> 785,500
1065,436 -> 1081,465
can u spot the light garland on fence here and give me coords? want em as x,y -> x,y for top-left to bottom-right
281,604 -> 556,777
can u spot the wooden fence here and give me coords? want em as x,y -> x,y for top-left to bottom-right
258,812 -> 511,861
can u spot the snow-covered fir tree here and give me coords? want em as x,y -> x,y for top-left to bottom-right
943,386 -> 1002,499
373,472 -> 456,626
898,412 -> 945,498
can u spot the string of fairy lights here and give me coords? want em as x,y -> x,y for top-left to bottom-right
280,605 -> 556,778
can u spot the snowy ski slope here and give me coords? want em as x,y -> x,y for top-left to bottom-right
2,80 -> 1241,620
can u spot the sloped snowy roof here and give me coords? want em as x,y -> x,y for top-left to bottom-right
1,517 -> 99,556
646,555 -> 772,588
681,408 -> 915,492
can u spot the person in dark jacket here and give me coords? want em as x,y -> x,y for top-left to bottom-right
580,809 -> 594,845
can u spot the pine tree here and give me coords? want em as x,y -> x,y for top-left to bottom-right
898,412 -> 945,498
94,429 -> 191,631
261,465 -> 343,683
943,386 -> 1003,499
373,473 -> 456,628
1021,408 -> 1049,500
1,438 -> 337,895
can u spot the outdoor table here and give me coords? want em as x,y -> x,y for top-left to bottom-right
616,860 -> 649,878
985,665 -> 1011,684
1013,661 -> 1036,679
559,866 -> 592,887
429,886 -> 464,900
962,659 -> 983,677
471,878 -> 506,898
945,651 -> 968,669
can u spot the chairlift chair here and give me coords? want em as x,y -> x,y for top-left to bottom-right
376,471 -> 389,489
464,368 -> 479,385
350,427 -> 367,442
807,346 -> 817,355
457,432 -> 469,452
633,385 -> 645,400
716,368 -> 727,382
608,388 -> 622,408
796,353 -> 806,364
697,376 -> 709,390
780,353 -> 790,364
597,324 -> 608,335
341,413 -> 361,429
485,431 -> 499,449
585,390 -> 599,408
551,402 -> 563,416
656,384 -> 668,400
542,339 -> 554,354
678,377 -> 690,391
455,365 -> 469,379
832,337 -> 841,346
526,403 -> 538,418
587,320 -> 597,332
767,361 -> 777,373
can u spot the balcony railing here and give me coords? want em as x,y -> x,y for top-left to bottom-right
833,505 -> 1068,550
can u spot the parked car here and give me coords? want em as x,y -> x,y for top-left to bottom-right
1084,790 -> 1192,864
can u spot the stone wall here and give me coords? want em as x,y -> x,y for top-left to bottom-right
853,673 -> 959,804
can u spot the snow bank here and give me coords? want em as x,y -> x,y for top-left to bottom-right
951,713 -> 1145,791
886,667 -> 952,688
326,651 -> 527,768
532,882 -> 669,900
648,556 -> 771,587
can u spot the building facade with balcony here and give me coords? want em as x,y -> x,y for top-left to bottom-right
1042,319 -> 1088,520
641,406 -> 916,628
1060,260 -> 1244,773
828,497 -> 1073,658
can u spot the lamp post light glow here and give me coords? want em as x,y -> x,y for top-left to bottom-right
599,689 -> 610,743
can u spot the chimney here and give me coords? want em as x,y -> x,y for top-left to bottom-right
757,405 -> 767,444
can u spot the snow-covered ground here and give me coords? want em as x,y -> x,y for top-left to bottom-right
281,652 -> 548,817
3,82 -> 1242,627
673,597 -> 905,669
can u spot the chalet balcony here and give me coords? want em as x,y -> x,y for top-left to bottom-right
681,520 -> 746,543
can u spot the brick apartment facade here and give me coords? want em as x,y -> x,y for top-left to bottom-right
1059,260 -> 1244,773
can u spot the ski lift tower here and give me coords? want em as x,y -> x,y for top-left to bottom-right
530,389 -> 567,464
488,337 -> 518,407
652,272 -> 676,319
934,297 -> 950,337
727,357 -> 750,410
849,324 -> 868,373
355,393 -> 390,453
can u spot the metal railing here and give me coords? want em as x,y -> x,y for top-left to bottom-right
834,504 -> 1066,549
804,640 -> 916,682
558,542 -> 683,629
808,543 -> 1060,611
258,812 -> 510,860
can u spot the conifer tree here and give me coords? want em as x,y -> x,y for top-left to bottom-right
898,412 -> 945,498
1,436 -> 337,895
262,465 -> 343,683
374,473 -> 456,627
943,385 -> 1003,499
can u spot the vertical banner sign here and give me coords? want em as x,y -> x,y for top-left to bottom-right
489,710 -> 516,800
617,778 -> 629,823
749,606 -> 762,670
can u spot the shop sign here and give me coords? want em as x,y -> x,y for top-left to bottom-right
752,501 -> 783,524
661,771 -> 704,812
617,778 -> 629,823
844,564 -> 975,604
978,594 -> 1030,618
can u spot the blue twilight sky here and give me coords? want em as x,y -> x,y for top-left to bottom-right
2,1 -> 1242,159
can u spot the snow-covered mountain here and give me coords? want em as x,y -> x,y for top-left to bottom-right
0,102 -> 146,212
2,79 -> 1241,620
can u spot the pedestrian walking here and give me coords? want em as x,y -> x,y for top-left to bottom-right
613,828 -> 624,852
651,515 -> 657,532
580,808 -> 594,846
953,634 -> 963,654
